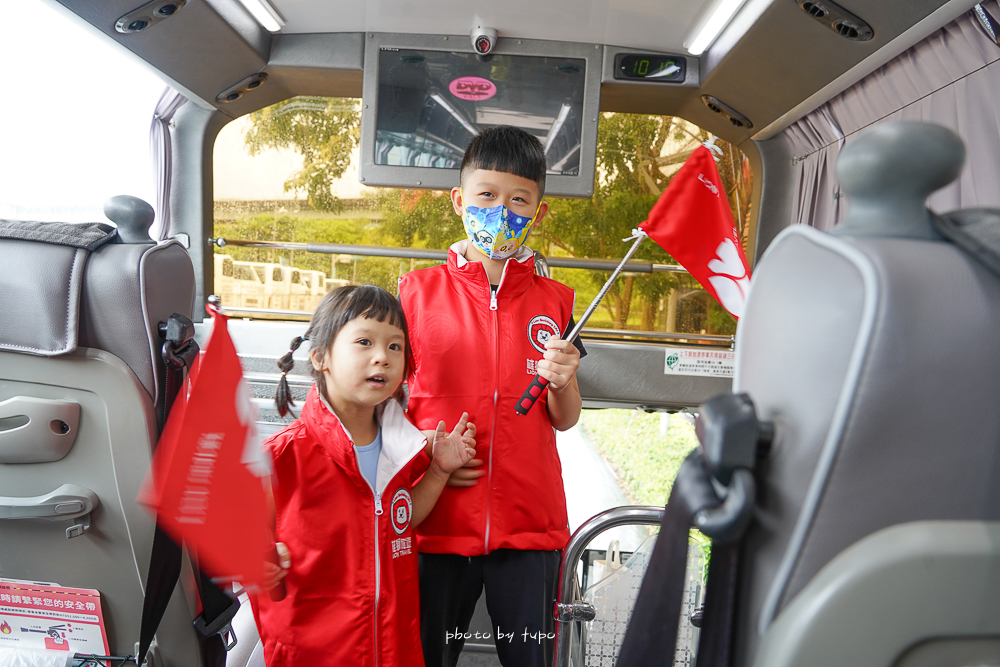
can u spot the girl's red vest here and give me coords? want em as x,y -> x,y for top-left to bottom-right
252,388 -> 428,667
399,242 -> 575,556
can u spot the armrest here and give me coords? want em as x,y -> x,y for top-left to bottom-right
753,521 -> 1000,667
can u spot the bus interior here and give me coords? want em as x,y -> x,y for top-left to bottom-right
2,0 -> 1000,665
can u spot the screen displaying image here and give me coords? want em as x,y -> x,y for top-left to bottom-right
375,49 -> 586,176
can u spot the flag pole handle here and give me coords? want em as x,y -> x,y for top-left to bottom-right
515,234 -> 647,416
515,374 -> 550,415
267,545 -> 286,601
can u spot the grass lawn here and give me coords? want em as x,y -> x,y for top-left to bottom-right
580,409 -> 700,507
579,408 -> 711,568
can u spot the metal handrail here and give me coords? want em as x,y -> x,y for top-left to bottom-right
213,306 -> 734,346
554,506 -> 665,667
207,237 -> 691,274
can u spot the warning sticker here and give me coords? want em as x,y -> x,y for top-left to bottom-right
664,347 -> 735,378
0,579 -> 109,655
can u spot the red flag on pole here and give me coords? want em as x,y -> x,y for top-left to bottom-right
639,145 -> 751,318
139,313 -> 271,589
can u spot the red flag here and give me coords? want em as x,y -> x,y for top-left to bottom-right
639,145 -> 751,318
139,313 -> 271,589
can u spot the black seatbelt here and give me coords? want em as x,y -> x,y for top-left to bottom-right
193,570 -> 240,667
614,393 -> 770,667
137,314 -> 239,666
614,453 -> 727,666
693,543 -> 740,667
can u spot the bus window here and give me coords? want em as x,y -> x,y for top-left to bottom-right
212,97 -> 751,338
233,265 -> 259,282
1,1 -> 164,223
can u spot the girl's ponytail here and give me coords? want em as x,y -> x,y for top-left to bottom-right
275,334 -> 306,417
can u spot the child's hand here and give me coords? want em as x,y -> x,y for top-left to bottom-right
539,337 -> 581,391
430,412 -> 477,478
263,542 -> 290,593
446,457 -> 486,487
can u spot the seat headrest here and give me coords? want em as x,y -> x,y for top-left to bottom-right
831,121 -> 964,240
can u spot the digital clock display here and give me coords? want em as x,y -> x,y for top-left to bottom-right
614,54 -> 686,83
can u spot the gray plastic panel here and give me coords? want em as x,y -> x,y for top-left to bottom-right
0,397 -> 80,464
753,521 -> 1000,667
599,45 -> 701,117
206,319 -> 733,412
359,33 -> 602,198
265,33 -> 365,100
577,341 -> 731,410
0,348 -> 200,665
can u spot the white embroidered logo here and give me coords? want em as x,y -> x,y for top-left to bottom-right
698,174 -> 719,197
706,239 -> 750,318
527,315 -> 560,354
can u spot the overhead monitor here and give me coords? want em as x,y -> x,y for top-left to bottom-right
360,34 -> 602,198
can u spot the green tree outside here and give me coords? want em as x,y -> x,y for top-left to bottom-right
216,97 -> 753,335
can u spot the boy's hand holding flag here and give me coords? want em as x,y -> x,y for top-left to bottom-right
516,143 -> 750,414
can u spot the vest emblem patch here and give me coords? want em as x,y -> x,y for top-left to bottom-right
527,315 -> 560,354
390,488 -> 413,535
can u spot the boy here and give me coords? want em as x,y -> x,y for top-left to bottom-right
398,125 -> 586,667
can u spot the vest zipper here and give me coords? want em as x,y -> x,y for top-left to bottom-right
374,489 -> 383,667
485,261 -> 510,553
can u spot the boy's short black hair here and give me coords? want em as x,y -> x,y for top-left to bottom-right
460,125 -> 547,197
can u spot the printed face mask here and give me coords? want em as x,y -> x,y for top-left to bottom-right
461,192 -> 540,260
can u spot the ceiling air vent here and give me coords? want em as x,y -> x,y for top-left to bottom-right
216,73 -> 268,104
800,2 -> 828,18
115,0 -> 187,33
702,95 -> 753,129
795,0 -> 873,42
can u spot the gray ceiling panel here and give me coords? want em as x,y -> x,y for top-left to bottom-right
698,0 -> 953,143
49,0 -> 973,147
55,0 -> 270,111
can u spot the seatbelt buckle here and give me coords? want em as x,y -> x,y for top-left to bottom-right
192,597 -> 240,651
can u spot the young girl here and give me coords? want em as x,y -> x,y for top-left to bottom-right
253,284 -> 476,667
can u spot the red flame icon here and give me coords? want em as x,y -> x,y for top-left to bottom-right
1,621 -> 11,634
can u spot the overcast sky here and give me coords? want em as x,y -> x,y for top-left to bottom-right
0,0 -> 366,221
0,1 -> 166,220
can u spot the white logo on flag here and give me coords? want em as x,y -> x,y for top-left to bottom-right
706,239 -> 750,318
698,174 -> 719,197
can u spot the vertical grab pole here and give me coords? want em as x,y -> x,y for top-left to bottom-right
515,232 -> 647,415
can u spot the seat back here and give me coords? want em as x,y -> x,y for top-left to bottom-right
0,197 -> 201,665
731,123 -> 1000,665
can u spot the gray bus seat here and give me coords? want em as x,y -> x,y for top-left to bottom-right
0,198 -> 204,666
731,122 -> 1000,666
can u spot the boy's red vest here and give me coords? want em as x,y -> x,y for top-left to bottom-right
252,389 -> 428,667
399,242 -> 575,555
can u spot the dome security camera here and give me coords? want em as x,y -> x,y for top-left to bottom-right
471,26 -> 498,55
